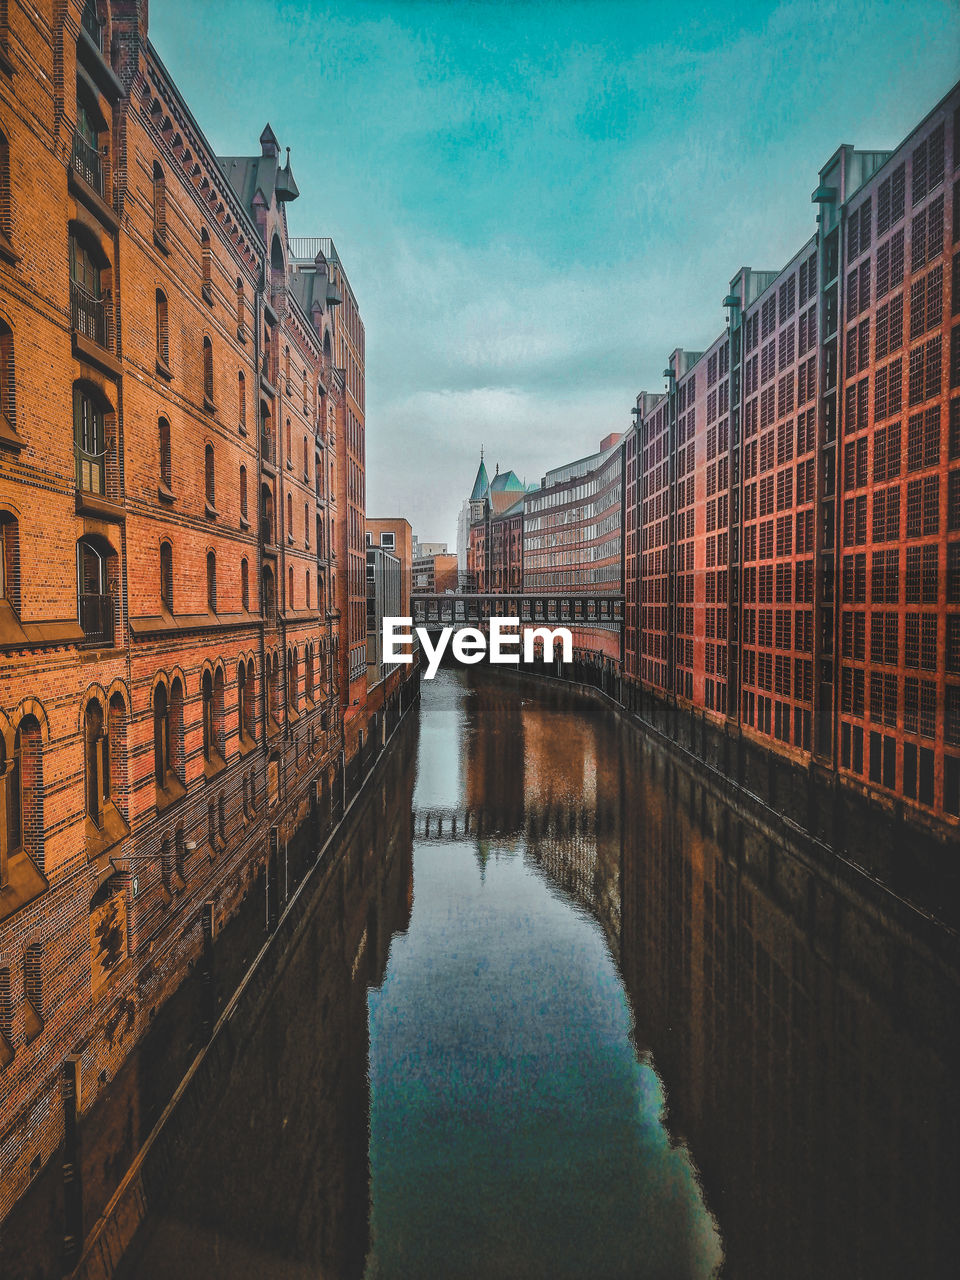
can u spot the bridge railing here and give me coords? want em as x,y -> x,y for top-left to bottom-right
410,593 -> 623,628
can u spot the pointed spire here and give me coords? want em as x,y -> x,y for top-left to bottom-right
470,452 -> 489,502
259,123 -> 279,158
276,145 -> 300,202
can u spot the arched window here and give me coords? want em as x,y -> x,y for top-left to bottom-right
206,550 -> 217,611
316,514 -> 323,558
204,443 -> 215,508
77,536 -> 114,645
287,647 -> 298,712
0,318 -> 19,447
0,511 -> 20,612
84,700 -> 109,826
160,539 -> 173,611
69,227 -> 106,346
305,643 -> 315,701
73,384 -> 106,495
201,227 -> 212,297
260,400 -> 273,464
240,557 -> 249,611
239,464 -> 247,520
152,161 -> 166,241
304,503 -> 310,548
266,652 -> 280,731
203,336 -> 214,406
238,371 -> 246,431
286,492 -> 293,542
263,564 -> 276,621
238,661 -> 251,742
202,670 -> 214,761
235,277 -> 245,333
305,570 -> 311,610
285,418 -> 292,464
262,483 -> 275,545
154,682 -> 169,787
156,289 -> 169,367
158,416 -> 172,489
288,564 -> 294,610
302,435 -> 308,477
153,677 -> 184,804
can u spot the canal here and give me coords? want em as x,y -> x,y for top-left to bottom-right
114,667 -> 959,1280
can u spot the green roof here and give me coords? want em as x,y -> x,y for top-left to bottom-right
489,469 -> 524,492
469,457 -> 489,501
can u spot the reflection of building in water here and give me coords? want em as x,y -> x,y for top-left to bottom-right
116,734 -> 416,1280
463,672 -> 526,826
618,731 -> 960,1280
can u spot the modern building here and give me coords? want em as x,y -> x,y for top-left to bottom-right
366,543 -> 401,685
367,517 -> 413,617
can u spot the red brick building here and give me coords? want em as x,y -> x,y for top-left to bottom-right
623,80 -> 960,828
523,435 -> 623,664
0,0 -> 407,1244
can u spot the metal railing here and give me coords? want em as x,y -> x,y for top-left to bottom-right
71,280 -> 107,346
72,129 -> 103,195
80,593 -> 113,646
260,431 -> 276,467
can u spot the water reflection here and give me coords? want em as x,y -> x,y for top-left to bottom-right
118,668 -> 959,1280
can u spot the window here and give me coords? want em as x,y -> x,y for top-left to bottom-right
263,564 -> 276,621
158,417 -> 172,493
203,336 -> 214,407
0,128 -> 13,258
287,647 -> 298,712
155,290 -> 169,368
238,660 -> 254,742
380,532 -> 395,549
3,716 -> 44,877
154,678 -> 184,800
305,570 -> 311,610
73,84 -> 105,195
77,536 -> 114,645
305,644 -> 315,701
152,161 -> 166,242
84,700 -> 109,827
206,550 -> 217,611
23,943 -> 42,1040
239,464 -> 248,521
240,557 -> 249,611
0,511 -> 20,612
201,227 -> 212,298
73,384 -> 106,495
69,230 -> 106,346
288,564 -> 294,610
204,443 -> 216,512
286,493 -> 293,543
0,317 -> 19,448
235,277 -> 245,333
202,670 -> 214,761
238,371 -> 246,432
160,539 -> 173,611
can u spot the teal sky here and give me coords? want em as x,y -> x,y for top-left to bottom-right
151,0 -> 959,545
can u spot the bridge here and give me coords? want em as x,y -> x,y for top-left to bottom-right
410,802 -> 616,843
410,592 -> 624,628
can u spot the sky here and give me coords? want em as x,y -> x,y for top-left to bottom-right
151,0 -> 960,547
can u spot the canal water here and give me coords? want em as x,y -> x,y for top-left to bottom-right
118,668 -> 959,1280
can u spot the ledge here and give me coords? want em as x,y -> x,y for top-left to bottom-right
0,43 -> 14,79
260,375 -> 277,398
73,329 -> 122,379
0,413 -> 23,452
0,226 -> 19,265
156,774 -> 187,814
68,167 -> 121,232
153,229 -> 170,256
128,610 -> 261,640
155,356 -> 173,381
203,395 -> 216,415
158,482 -> 175,504
0,849 -> 49,924
76,489 -> 125,523
202,751 -> 227,782
204,501 -> 219,520
85,803 -> 131,863
202,282 -> 214,306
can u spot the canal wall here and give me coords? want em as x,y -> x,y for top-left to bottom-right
504,656 -> 960,943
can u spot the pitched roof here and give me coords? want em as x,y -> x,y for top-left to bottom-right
489,468 -> 524,493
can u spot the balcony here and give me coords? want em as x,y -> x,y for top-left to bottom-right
72,129 -> 103,197
79,592 -> 114,647
71,280 -> 107,347
260,432 -> 277,472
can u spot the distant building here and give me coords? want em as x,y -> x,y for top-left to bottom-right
367,518 -> 413,618
366,544 -> 401,686
466,459 -> 535,592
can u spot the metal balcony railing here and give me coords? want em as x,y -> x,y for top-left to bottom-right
79,593 -> 114,646
260,431 -> 276,467
72,129 -> 103,195
71,280 -> 107,346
